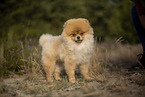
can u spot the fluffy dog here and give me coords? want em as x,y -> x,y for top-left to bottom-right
39,18 -> 94,83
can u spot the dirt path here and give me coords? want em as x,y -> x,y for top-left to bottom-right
1,68 -> 145,97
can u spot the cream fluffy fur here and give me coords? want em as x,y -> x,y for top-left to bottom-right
39,18 -> 94,83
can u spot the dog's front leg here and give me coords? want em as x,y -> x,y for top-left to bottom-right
80,63 -> 91,81
64,58 -> 76,83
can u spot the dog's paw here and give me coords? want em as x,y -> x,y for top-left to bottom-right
69,78 -> 76,83
84,76 -> 93,82
47,78 -> 53,83
55,77 -> 61,81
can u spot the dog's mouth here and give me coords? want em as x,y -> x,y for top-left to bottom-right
75,39 -> 83,43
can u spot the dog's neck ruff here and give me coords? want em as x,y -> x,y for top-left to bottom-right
62,34 -> 94,64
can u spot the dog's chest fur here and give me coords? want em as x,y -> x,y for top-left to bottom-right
61,35 -> 94,64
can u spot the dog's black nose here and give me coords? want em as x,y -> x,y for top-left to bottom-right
77,36 -> 80,40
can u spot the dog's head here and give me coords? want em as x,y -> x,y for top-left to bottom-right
62,18 -> 93,43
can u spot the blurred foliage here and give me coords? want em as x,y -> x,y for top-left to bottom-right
0,38 -> 41,78
0,0 -> 138,43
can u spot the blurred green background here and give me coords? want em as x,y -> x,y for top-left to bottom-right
0,0 -> 138,44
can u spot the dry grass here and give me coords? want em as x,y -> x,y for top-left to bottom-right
0,39 -> 145,97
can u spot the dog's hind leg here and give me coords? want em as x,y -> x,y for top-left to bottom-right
54,61 -> 62,81
42,56 -> 56,83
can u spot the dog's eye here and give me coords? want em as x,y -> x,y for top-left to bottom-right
72,34 -> 76,36
80,33 -> 84,35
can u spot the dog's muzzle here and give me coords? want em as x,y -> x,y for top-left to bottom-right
75,36 -> 82,43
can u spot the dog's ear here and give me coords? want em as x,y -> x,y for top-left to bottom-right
63,19 -> 73,28
81,18 -> 89,24
63,21 -> 67,28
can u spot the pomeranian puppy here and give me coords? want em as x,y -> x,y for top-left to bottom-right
39,18 -> 94,83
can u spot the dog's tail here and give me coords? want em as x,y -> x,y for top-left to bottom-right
39,34 -> 53,46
